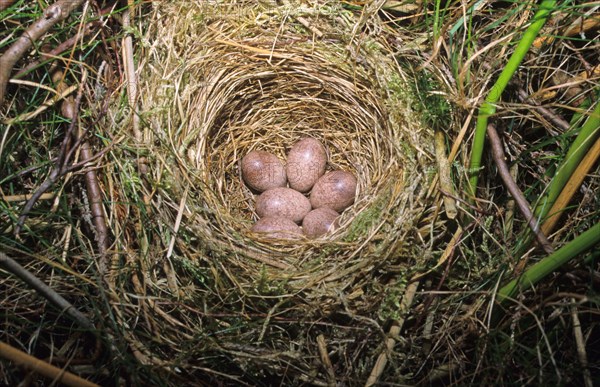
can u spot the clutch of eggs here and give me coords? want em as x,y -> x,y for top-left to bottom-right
240,138 -> 356,240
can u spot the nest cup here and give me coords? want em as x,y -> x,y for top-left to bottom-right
138,2 -> 434,290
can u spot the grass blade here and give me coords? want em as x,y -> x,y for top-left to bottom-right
468,0 -> 557,197
497,221 -> 600,305
534,100 -> 600,221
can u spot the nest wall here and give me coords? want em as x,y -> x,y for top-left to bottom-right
138,0 -> 434,285
115,0 -> 438,379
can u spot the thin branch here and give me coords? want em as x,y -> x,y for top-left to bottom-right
487,123 -> 554,254
0,0 -> 86,106
15,21 -> 103,80
14,168 -> 61,236
0,0 -> 16,12
0,341 -> 99,387
14,72 -> 86,236
0,252 -> 95,331
14,4 -> 119,81
80,140 -> 110,272
122,2 -> 141,141
516,88 -> 570,133
1,192 -> 55,203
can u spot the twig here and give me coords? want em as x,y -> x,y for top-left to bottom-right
296,15 -> 324,38
0,0 -> 16,12
503,163 -> 518,240
14,165 -> 62,236
0,0 -> 86,106
13,72 -> 87,236
516,88 -> 570,133
58,67 -> 110,274
0,252 -> 94,331
316,334 -> 336,387
15,21 -> 103,80
487,124 -> 554,254
365,281 -> 419,387
0,341 -> 99,387
80,141 -> 110,273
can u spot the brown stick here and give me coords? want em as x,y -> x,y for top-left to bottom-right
0,0 -> 85,106
570,298 -> 594,387
516,89 -> 570,133
0,0 -> 15,12
55,67 -> 110,273
0,252 -> 95,331
80,140 -> 110,274
15,21 -> 103,80
13,72 -> 86,235
487,124 -> 554,254
0,341 -> 99,387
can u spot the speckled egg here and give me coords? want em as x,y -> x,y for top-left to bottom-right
286,138 -> 327,192
310,170 -> 357,212
241,150 -> 287,192
302,208 -> 339,238
256,187 -> 312,223
251,217 -> 302,240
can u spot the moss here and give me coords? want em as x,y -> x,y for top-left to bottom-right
344,188 -> 391,242
392,60 -> 452,132
377,276 -> 409,321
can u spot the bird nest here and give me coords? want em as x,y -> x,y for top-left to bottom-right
115,0 -> 438,382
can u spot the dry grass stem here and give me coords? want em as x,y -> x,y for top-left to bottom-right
541,136 -> 600,237
0,341 -> 99,387
435,130 -> 457,219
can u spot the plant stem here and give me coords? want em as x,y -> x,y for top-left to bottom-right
534,100 -> 600,220
468,0 -> 557,197
497,221 -> 600,304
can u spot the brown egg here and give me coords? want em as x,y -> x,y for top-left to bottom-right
256,187 -> 311,223
302,208 -> 339,238
286,137 -> 327,192
310,170 -> 357,212
251,217 -> 302,240
241,150 -> 287,192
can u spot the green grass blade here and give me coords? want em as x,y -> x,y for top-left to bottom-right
497,221 -> 600,304
534,99 -> 600,220
468,0 -> 557,197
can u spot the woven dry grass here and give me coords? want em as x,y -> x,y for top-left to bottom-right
104,0 -> 437,382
